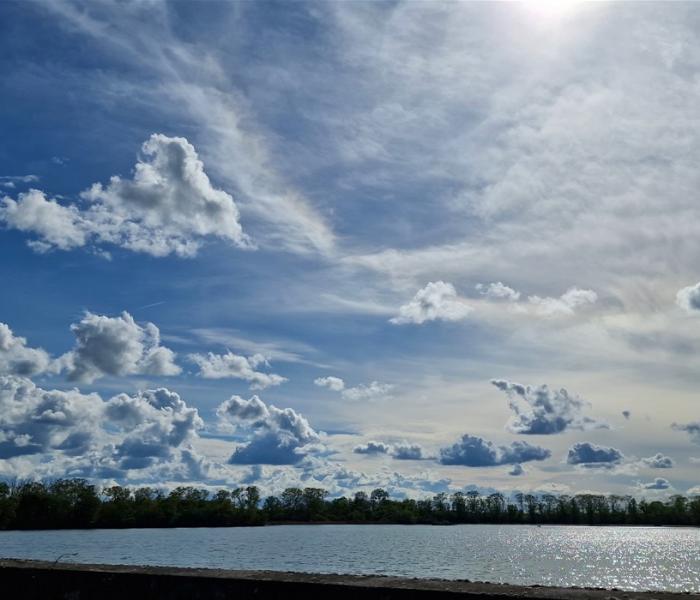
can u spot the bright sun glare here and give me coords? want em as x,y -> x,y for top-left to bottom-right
522,0 -> 582,22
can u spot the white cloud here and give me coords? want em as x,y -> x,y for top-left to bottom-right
315,376 -> 394,401
44,2 -> 335,257
391,442 -> 425,460
342,381 -> 394,401
491,379 -> 608,434
314,376 -> 346,392
0,189 -> 88,252
527,288 -> 598,317
190,351 -> 286,389
439,434 -> 551,466
216,395 -> 321,465
641,453 -> 674,469
566,442 -> 624,468
508,464 -> 524,476
390,281 -> 472,325
638,477 -> 672,491
353,441 -> 391,455
0,322 -> 53,377
60,311 -> 180,383
476,282 -> 520,301
0,375 -> 205,479
676,282 -> 700,313
1,135 -> 250,257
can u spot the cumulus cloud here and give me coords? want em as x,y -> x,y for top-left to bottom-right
60,311 -> 180,383
491,379 -> 607,434
671,421 -> 700,445
189,351 -> 286,389
566,442 -> 624,468
676,282 -> 700,313
105,388 -> 204,470
508,463 -> 524,476
641,453 -> 674,469
391,443 -> 425,460
476,282 -> 520,301
390,281 -> 472,325
353,441 -> 391,455
0,134 -> 250,257
315,376 -> 394,401
0,375 -> 204,479
0,189 -> 88,252
439,434 -> 551,467
216,395 -> 321,465
0,375 -> 102,459
640,477 -> 671,490
314,376 -> 346,391
527,288 -> 598,316
0,322 -> 53,377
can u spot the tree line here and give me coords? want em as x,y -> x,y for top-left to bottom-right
0,479 -> 698,530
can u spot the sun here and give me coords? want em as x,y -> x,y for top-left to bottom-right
521,0 -> 582,23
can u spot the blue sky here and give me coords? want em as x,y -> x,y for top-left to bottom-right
1,0 -> 699,498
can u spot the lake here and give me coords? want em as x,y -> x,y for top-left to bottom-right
0,524 -> 697,592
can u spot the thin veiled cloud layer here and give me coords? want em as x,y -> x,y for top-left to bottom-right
314,376 -> 394,401
0,134 -> 250,257
390,281 -> 597,325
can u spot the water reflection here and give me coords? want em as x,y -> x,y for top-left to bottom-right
0,524 -> 697,592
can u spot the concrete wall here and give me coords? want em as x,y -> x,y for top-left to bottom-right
0,559 -> 694,600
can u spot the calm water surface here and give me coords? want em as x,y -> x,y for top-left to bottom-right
0,524 -> 698,592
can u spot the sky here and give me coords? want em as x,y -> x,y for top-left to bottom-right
1,0 -> 699,500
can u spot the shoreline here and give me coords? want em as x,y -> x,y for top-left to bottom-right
0,559 -> 698,599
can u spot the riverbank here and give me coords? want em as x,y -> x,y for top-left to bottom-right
0,559 -> 698,600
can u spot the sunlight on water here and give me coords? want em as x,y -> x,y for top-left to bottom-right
0,525 -> 698,592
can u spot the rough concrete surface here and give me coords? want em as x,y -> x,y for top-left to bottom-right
0,559 -> 697,599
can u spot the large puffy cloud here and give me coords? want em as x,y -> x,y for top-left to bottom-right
641,453 -> 674,469
439,434 -> 551,466
390,281 -> 472,325
0,322 -> 53,377
0,135 -> 250,257
566,442 -> 624,468
105,388 -> 203,470
0,376 -> 204,479
217,395 -> 321,465
491,379 -> 607,434
60,311 -> 180,383
676,282 -> 700,313
671,422 -> 700,444
0,375 -> 102,459
189,351 -> 286,389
